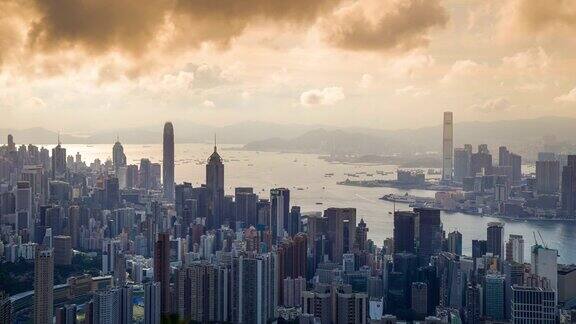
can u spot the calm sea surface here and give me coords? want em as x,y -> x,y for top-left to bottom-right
57,143 -> 576,264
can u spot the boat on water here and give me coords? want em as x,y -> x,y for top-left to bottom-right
380,193 -> 415,204
380,193 -> 436,206
315,202 -> 323,205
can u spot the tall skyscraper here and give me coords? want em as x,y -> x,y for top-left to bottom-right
485,273 -> 505,321
393,211 -> 417,254
154,233 -> 171,316
414,207 -> 443,263
206,142 -> 224,229
487,222 -> 504,258
144,282 -> 161,324
270,188 -> 290,239
442,111 -> 453,182
112,137 -> 127,173
531,245 -> 558,290
34,248 -> 54,324
325,207 -> 356,263
51,141 -> 67,179
561,155 -> 576,217
162,122 -> 175,201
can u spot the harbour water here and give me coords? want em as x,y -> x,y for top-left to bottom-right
60,143 -> 576,264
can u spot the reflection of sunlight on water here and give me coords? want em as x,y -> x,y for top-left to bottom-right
52,143 -> 576,264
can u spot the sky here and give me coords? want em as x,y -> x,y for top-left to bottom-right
1,0 -> 576,133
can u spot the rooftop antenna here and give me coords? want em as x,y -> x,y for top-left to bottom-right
214,133 -> 217,152
116,133 -> 119,142
57,132 -> 61,145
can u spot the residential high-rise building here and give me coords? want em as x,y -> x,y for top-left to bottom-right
139,158 -> 152,190
206,143 -> 224,229
154,233 -> 171,316
511,286 -> 556,323
561,155 -> 576,217
454,146 -> 472,183
68,205 -> 80,249
536,160 -> 560,194
233,254 -> 277,324
55,304 -> 77,324
531,245 -> 558,290
336,290 -> 368,324
325,208 -> 356,263
92,285 -> 133,324
162,122 -> 175,201
442,111 -> 453,183
471,148 -> 492,176
34,248 -> 54,324
235,188 -> 258,227
510,153 -> 522,185
53,235 -> 72,265
393,211 -> 417,254
15,181 -> 32,236
487,222 -> 504,258
270,188 -> 290,239
505,234 -> 524,264
447,231 -> 462,255
144,282 -> 161,324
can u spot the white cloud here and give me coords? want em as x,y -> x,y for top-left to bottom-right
29,97 -> 46,108
203,100 -> 215,107
358,74 -> 373,88
159,71 -> 194,92
241,91 -> 251,100
442,60 -> 483,83
554,87 -> 576,103
471,97 -> 512,113
502,47 -> 550,72
395,85 -> 430,97
387,53 -> 435,78
300,87 -> 345,107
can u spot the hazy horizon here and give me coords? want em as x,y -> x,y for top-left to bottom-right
1,0 -> 576,132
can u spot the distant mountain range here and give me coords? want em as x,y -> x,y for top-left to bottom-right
1,117 -> 574,159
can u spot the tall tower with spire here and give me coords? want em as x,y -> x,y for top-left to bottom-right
163,122 -> 175,201
206,135 -> 224,229
112,135 -> 127,173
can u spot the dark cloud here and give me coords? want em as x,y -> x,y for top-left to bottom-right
28,0 -> 173,55
26,0 -> 342,55
322,0 -> 448,52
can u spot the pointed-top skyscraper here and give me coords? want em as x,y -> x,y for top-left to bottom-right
206,135 -> 224,229
112,135 -> 127,172
163,122 -> 175,200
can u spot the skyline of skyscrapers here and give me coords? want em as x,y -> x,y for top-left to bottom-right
0,113 -> 574,324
